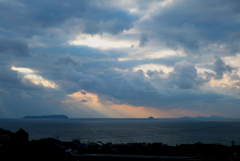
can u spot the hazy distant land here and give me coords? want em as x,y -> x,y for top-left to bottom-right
146,116 -> 227,120
22,115 -> 228,120
23,114 -> 69,119
178,116 -> 227,120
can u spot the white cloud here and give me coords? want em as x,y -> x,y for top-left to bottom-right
209,73 -> 240,89
11,66 -> 58,89
69,33 -> 138,49
11,66 -> 36,74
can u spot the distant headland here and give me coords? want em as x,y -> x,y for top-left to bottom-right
148,116 -> 154,119
23,114 -> 69,119
178,116 -> 227,120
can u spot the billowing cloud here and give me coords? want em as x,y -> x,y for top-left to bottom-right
168,60 -> 207,89
212,56 -> 234,80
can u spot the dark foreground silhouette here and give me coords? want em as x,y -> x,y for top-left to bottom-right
0,128 -> 239,161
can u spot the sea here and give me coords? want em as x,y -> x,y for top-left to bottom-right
0,118 -> 240,146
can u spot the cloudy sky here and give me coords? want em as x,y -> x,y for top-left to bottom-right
1,0 -> 240,118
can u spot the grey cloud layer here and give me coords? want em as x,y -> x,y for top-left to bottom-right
138,0 -> 240,56
0,44 -> 237,109
55,56 -> 81,67
55,55 -> 228,108
0,0 -> 138,39
1,0 -> 240,117
0,38 -> 30,57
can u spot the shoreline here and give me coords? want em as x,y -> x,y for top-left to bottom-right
1,119 -> 240,147
1,128 -> 240,160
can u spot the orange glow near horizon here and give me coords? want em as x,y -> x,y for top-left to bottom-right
67,90 -> 102,107
110,104 -> 157,118
62,90 -> 222,118
64,90 -> 121,117
62,90 -> 172,118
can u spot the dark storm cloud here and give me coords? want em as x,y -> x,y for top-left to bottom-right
139,0 -> 240,56
0,38 -> 30,57
212,56 -> 234,79
0,0 -> 138,38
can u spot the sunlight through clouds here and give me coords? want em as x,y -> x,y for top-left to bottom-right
22,75 -> 58,88
62,90 -> 213,118
11,66 -> 36,73
62,90 -> 166,118
69,33 -> 138,49
209,74 -> 240,89
11,66 -> 58,89
62,90 -> 121,118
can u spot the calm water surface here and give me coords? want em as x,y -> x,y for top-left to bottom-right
0,119 -> 240,146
